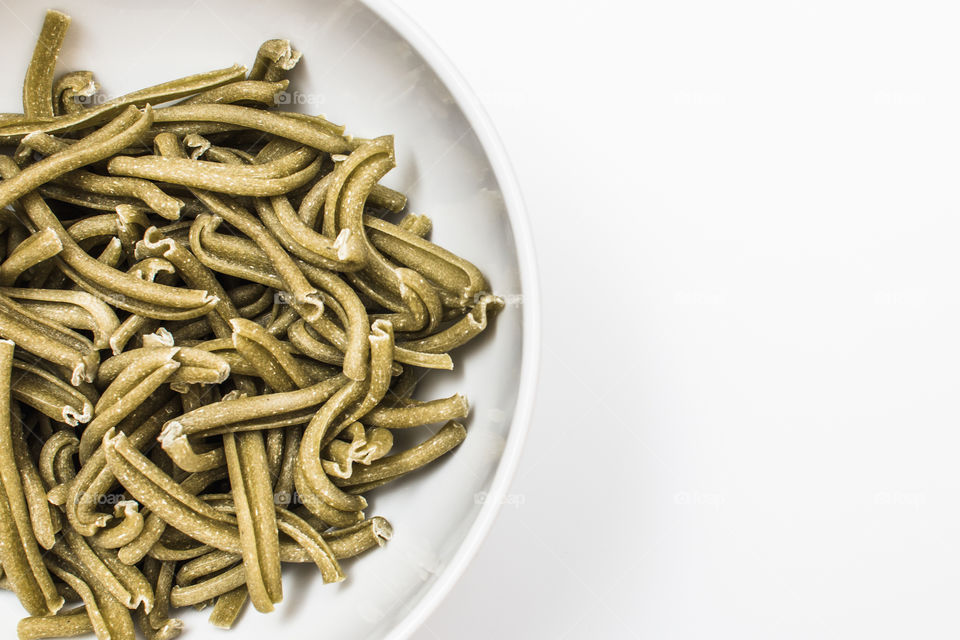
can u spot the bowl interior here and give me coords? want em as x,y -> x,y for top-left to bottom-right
0,1 -> 529,637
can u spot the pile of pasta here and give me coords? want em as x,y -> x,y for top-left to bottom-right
0,10 -> 502,640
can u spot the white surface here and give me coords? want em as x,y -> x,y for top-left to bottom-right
395,1 -> 960,639
0,2 -> 536,639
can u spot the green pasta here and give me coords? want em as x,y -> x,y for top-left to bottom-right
0,10 -> 503,639
22,10 -> 71,119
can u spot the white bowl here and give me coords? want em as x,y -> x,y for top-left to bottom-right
0,1 -> 539,638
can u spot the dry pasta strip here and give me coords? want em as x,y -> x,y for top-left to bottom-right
11,359 -> 93,425
0,340 -> 64,616
248,39 -> 301,82
362,393 -> 470,429
180,79 -> 289,107
0,228 -> 62,286
161,374 -> 345,438
54,70 -> 97,116
223,431 -> 282,612
295,379 -> 368,514
16,605 -> 94,640
9,403 -> 62,551
46,544 -> 136,640
2,288 -> 120,350
152,104 -> 350,153
336,421 -> 467,488
22,10 -> 71,119
0,291 -> 98,384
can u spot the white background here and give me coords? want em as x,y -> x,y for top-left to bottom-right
396,1 -> 960,638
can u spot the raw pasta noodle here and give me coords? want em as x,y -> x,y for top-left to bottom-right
0,9 -> 502,638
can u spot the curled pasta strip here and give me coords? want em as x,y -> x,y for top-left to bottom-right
256,194 -> 366,271
79,353 -> 180,463
190,343 -> 335,386
11,359 -> 93,425
103,429 -> 246,554
15,134 -> 183,219
336,421 -> 467,490
230,318 -> 311,390
2,288 -> 120,350
58,170 -> 183,221
9,404 -> 62,551
46,543 -> 135,640
323,138 -> 403,297
159,430 -> 225,473
90,501 -> 145,550
135,227 -> 242,339
0,292 -> 98,385
38,430 -> 79,506
0,106 -> 152,210
95,347 -> 179,411
222,430 -> 282,612
118,468 -> 226,567
36,183 -> 141,213
61,525 -> 154,612
22,10 -> 71,119
97,346 -> 229,388
0,341 -> 64,616
160,374 -> 345,441
399,292 -> 505,354
380,267 -> 444,335
322,422 -> 393,479
0,228 -> 62,286
54,70 -> 97,116
295,378 -> 368,515
108,149 -> 323,197
16,605 -> 94,640
66,394 -> 179,537
328,319 -> 395,442
180,79 -> 289,107
248,39 -> 301,82
152,104 -> 350,154
135,558 -> 183,640
365,215 -> 489,310
362,393 -> 470,429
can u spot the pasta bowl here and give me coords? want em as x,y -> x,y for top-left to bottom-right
0,0 -> 538,638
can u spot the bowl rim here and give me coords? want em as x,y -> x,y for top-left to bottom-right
358,1 -> 541,638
